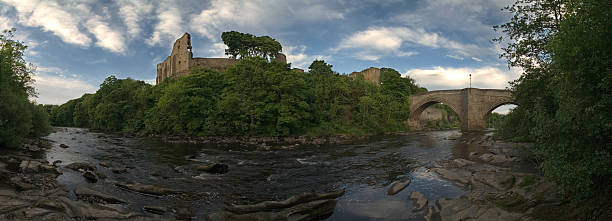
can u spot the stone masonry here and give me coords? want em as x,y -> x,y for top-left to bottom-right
349,67 -> 381,84
156,33 -> 287,84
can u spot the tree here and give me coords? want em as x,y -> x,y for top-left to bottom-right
221,31 -> 282,61
0,29 -> 50,148
495,0 -> 612,202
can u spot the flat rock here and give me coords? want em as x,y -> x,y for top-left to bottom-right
208,199 -> 338,221
143,205 -> 167,215
479,153 -> 518,164
436,197 -> 522,221
99,162 -> 112,168
111,167 -> 127,174
195,163 -> 229,174
453,158 -> 476,167
74,186 -> 126,204
387,178 -> 411,195
472,171 -> 515,190
115,182 -> 181,196
60,144 -> 69,148
433,168 -> 472,187
409,191 -> 428,211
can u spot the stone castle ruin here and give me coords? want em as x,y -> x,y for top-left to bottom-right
349,67 -> 381,84
156,33 -> 287,84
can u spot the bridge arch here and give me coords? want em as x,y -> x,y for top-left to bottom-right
408,88 -> 513,131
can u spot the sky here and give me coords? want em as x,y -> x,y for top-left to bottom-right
0,0 -> 519,112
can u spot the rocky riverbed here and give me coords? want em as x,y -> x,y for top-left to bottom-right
0,128 -> 581,220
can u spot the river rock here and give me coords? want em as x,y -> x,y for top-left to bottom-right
479,153 -> 518,164
433,168 -> 472,187
436,197 -> 522,221
453,158 -> 476,167
227,189 -> 345,214
387,178 -> 411,195
471,171 -> 515,190
409,191 -> 428,211
111,167 -> 127,174
208,199 -> 338,221
115,182 -> 181,196
66,162 -> 96,171
83,171 -> 98,183
74,186 -> 126,204
143,205 -> 167,215
99,162 -> 111,168
196,163 -> 229,174
60,144 -> 69,148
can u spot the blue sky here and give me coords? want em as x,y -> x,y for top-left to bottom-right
0,0 -> 520,113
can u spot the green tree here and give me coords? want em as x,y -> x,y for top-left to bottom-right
221,31 -> 282,60
0,29 -> 50,148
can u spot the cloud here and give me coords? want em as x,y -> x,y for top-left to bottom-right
471,57 -> 482,62
85,16 -> 126,54
32,72 -> 97,104
336,26 -> 479,60
116,0 -> 153,38
446,54 -> 464,60
148,0 -> 183,46
283,45 -> 329,70
404,66 -> 521,90
189,0 -> 344,41
2,0 -> 92,46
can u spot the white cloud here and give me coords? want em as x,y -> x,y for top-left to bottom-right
404,66 -> 521,90
148,0 -> 183,46
189,0 -> 344,41
2,0 -> 92,46
283,45 -> 329,70
446,54 -> 464,60
471,57 -> 482,62
32,72 -> 97,105
206,42 -> 228,57
336,26 -> 480,60
116,0 -> 153,38
85,16 -> 126,54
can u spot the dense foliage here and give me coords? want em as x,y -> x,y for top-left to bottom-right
424,104 -> 460,130
495,0 -> 611,201
0,29 -> 51,148
221,31 -> 282,60
49,58 -> 424,137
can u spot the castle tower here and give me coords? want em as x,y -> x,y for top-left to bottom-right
156,33 -> 193,84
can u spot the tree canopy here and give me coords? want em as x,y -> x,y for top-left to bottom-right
494,0 -> 612,202
221,31 -> 282,60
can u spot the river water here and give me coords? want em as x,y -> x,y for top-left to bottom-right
42,127 -> 495,220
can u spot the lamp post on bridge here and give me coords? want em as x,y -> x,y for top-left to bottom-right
469,73 -> 472,88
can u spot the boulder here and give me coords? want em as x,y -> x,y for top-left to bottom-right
74,186 -> 126,204
409,191 -> 428,211
387,178 -> 411,195
195,163 -> 229,174
60,144 -> 69,148
115,182 -> 181,196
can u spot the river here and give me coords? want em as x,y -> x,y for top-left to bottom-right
42,127 -> 512,220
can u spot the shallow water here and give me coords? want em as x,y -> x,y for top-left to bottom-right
43,128 -> 489,220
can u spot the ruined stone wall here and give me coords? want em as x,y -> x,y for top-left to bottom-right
191,58 -> 239,71
349,67 -> 381,84
156,33 -> 289,84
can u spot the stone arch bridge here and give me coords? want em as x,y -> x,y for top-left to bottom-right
409,88 -> 514,131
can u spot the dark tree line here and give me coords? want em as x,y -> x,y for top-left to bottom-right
494,0 -> 611,202
47,58 -> 424,137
